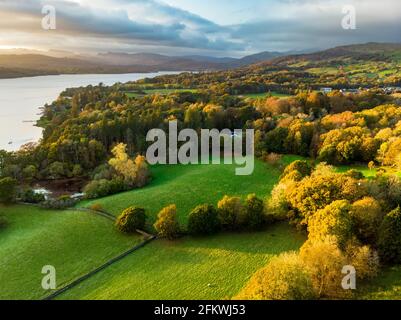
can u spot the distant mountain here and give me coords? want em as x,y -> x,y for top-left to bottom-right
0,54 -> 162,78
93,51 -> 290,70
259,43 -> 401,67
181,55 -> 238,64
0,49 -> 293,78
0,46 -> 332,79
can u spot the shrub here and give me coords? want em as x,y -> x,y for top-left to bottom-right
308,200 -> 353,248
266,182 -> 292,221
83,178 -> 125,199
91,164 -> 114,181
300,238 -> 349,299
345,243 -> 379,280
22,165 -> 38,181
371,175 -> 401,211
344,169 -> 364,180
235,252 -> 316,300
281,160 -> 312,181
116,206 -> 146,233
0,177 -> 17,204
263,153 -> 282,166
48,161 -> 66,179
350,197 -> 384,245
187,204 -> 220,235
378,207 -> 401,264
243,194 -> 265,230
89,203 -> 104,212
154,204 -> 181,239
18,189 -> 45,204
217,196 -> 244,230
41,196 -> 77,210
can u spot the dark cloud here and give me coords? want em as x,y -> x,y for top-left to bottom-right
0,0 -> 400,55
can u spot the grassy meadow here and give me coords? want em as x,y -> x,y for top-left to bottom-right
57,223 -> 305,300
79,158 -> 282,226
358,266 -> 401,300
126,88 -> 198,98
2,156 -> 401,300
239,92 -> 292,99
0,205 -> 139,300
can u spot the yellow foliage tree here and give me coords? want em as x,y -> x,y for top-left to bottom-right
154,204 -> 180,240
235,252 -> 316,300
300,237 -> 349,299
109,143 -> 149,187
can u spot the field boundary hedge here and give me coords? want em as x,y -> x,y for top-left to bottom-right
42,235 -> 156,300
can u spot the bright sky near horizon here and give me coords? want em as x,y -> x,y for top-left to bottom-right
0,0 -> 400,57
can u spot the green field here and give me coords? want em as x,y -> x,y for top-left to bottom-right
80,159 -> 281,226
126,88 -> 198,98
358,266 -> 401,300
2,156 -> 401,300
0,205 -> 139,300
57,223 -> 305,300
240,92 -> 291,99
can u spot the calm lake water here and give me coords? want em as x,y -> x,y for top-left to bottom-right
0,72 -> 177,151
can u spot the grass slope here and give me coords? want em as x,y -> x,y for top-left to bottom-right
0,205 -> 139,300
126,88 -> 198,98
80,159 -> 281,225
58,223 -> 306,300
358,266 -> 401,300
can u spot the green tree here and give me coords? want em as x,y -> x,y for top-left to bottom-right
217,196 -> 244,230
0,177 -> 17,204
350,197 -> 384,245
243,194 -> 265,230
308,200 -> 353,248
187,204 -> 220,235
378,207 -> 401,264
116,206 -> 146,233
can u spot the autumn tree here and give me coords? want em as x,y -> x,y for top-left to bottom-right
154,205 -> 181,239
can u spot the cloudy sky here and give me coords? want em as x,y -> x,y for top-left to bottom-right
0,0 -> 400,57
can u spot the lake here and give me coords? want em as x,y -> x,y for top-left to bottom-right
0,72 -> 178,151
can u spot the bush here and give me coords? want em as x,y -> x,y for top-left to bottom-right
345,243 -> 379,280
263,153 -> 282,166
217,196 -> 244,230
308,200 -> 353,248
350,197 -> 384,245
370,175 -> 401,211
116,206 -> 146,233
83,178 -> 126,199
243,194 -> 265,230
378,207 -> 401,264
266,182 -> 292,221
281,160 -> 312,181
89,203 -> 104,212
344,169 -> 365,180
187,204 -> 220,235
18,189 -> 46,204
154,204 -> 181,239
41,195 -> 78,210
0,177 -> 17,204
235,252 -> 316,300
